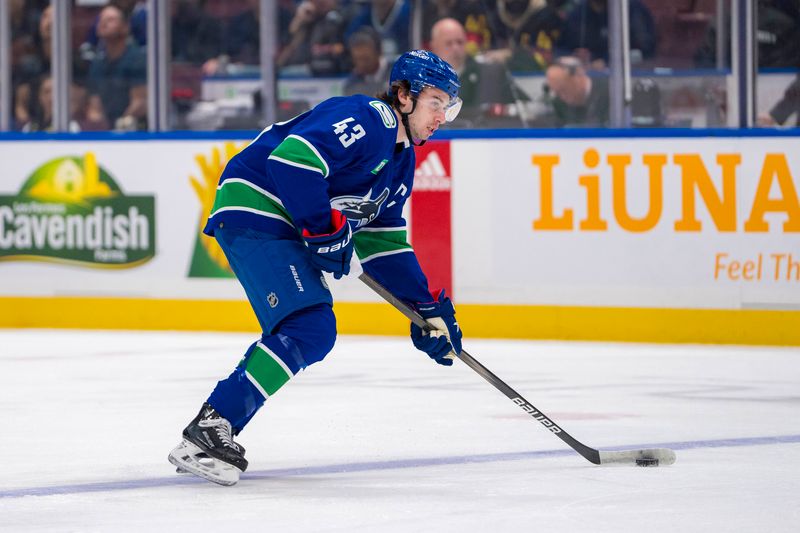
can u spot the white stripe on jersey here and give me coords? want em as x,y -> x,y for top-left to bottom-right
209,206 -> 294,227
359,247 -> 414,264
355,226 -> 407,233
217,178 -> 286,207
286,134 -> 330,178
267,154 -> 326,176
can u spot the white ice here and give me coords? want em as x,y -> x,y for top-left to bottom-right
1,329 -> 799,532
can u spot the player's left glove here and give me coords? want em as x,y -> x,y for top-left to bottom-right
410,289 -> 462,366
302,209 -> 353,279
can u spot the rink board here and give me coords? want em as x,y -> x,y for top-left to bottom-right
0,132 -> 798,344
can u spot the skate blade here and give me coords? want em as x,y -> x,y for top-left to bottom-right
168,439 -> 241,486
175,452 -> 210,474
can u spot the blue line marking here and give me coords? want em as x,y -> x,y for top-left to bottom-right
2,434 -> 798,499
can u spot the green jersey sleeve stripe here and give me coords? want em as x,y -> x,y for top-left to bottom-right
288,134 -> 330,176
209,206 -> 295,227
268,155 -> 326,176
220,178 -> 285,207
354,229 -> 412,261
269,135 -> 330,177
209,180 -> 294,226
359,248 -> 415,263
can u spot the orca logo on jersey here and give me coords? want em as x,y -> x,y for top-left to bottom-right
332,187 -> 390,228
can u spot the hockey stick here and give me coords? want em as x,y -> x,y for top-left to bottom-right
359,272 -> 676,467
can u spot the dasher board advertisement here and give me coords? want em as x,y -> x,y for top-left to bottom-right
453,137 -> 800,310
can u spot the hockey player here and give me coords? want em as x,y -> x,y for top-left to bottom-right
168,50 -> 464,486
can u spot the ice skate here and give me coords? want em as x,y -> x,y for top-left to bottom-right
174,444 -> 245,474
168,403 -> 248,486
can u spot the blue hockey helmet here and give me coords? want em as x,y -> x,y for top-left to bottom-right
389,50 -> 462,122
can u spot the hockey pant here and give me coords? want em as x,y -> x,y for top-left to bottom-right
208,225 -> 337,433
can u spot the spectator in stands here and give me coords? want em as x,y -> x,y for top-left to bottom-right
540,56 -> 662,127
544,56 -> 609,126
83,0 -> 147,51
13,1 -> 51,129
422,0 -> 500,55
277,0 -> 350,76
486,0 -> 564,72
694,0 -> 800,69
758,74 -> 800,127
10,0 -> 43,85
429,18 -> 475,105
275,0 -> 301,53
429,17 -> 529,125
170,0 -> 262,76
557,0 -> 656,69
21,74 -> 106,132
226,0 -> 261,65
346,0 -> 410,58
86,4 -> 147,131
343,28 -> 392,97
13,4 -> 91,131
171,0 -> 223,64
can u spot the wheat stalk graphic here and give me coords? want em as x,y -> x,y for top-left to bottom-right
189,142 -> 244,272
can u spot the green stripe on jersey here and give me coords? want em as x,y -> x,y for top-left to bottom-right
269,135 -> 329,177
353,229 -> 412,261
245,343 -> 292,397
210,180 -> 294,226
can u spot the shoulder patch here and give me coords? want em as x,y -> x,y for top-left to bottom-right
371,159 -> 389,175
369,100 -> 397,129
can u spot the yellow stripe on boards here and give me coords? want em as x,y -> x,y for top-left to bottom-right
1,296 -> 798,346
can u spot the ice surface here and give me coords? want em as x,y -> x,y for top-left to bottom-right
1,330 -> 799,532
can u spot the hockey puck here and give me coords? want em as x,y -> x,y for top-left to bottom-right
636,458 -> 659,467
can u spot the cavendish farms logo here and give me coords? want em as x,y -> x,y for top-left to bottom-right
0,153 -> 155,267
187,142 -> 245,278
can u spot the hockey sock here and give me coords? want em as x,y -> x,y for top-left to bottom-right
208,304 -> 336,433
208,335 -> 300,433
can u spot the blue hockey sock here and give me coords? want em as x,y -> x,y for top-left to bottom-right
208,336 -> 297,433
207,304 -> 336,433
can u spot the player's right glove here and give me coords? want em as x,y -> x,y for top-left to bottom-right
302,209 -> 353,279
410,289 -> 462,366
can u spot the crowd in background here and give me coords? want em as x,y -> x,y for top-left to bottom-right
9,0 -> 800,132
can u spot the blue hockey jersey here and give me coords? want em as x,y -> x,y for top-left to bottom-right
204,94 -> 433,305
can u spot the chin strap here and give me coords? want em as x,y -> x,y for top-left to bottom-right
399,98 -> 425,147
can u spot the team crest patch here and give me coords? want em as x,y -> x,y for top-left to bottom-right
267,292 -> 279,308
369,100 -> 396,128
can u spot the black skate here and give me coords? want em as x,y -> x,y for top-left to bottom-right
174,444 -> 246,475
168,403 -> 248,486
173,446 -> 246,474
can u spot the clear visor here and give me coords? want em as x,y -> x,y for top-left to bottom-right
444,97 -> 462,122
416,94 -> 463,123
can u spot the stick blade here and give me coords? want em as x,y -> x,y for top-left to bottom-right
598,448 -> 677,466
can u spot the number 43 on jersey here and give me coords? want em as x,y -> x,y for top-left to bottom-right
333,118 -> 365,148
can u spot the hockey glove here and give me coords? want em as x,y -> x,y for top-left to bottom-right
302,209 -> 353,279
410,289 -> 462,366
